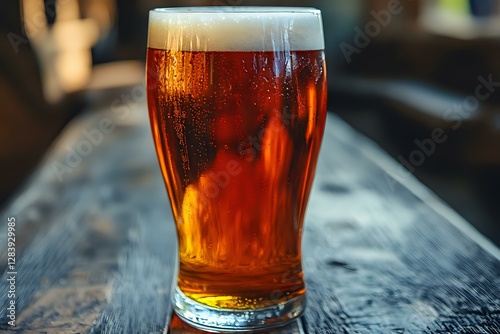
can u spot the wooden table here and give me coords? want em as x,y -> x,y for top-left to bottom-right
1,87 -> 499,333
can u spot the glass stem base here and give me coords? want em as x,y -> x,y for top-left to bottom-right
173,287 -> 305,332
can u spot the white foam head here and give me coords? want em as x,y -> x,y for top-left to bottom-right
148,7 -> 324,52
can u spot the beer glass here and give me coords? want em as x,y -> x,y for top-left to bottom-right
146,7 -> 327,331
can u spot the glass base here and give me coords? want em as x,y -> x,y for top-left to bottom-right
173,287 -> 305,332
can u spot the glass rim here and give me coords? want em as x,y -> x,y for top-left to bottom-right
151,6 -> 321,15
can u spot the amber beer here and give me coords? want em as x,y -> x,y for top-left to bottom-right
146,7 -> 327,330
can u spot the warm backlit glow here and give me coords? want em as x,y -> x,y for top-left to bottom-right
147,48 -> 327,309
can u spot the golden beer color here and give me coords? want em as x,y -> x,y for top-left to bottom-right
147,48 -> 327,309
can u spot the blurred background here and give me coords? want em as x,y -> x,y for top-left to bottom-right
0,0 -> 498,245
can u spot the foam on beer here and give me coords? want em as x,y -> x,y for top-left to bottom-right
148,7 -> 324,51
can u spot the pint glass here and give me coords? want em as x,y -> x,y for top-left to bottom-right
146,7 -> 327,331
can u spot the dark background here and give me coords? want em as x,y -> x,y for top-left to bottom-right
0,0 -> 499,245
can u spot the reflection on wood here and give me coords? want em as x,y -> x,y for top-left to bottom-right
167,313 -> 305,334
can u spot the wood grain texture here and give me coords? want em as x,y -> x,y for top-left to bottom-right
301,117 -> 500,333
0,94 -> 499,333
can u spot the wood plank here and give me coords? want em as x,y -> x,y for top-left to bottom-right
0,101 -> 177,333
1,95 -> 498,333
299,116 -> 500,333
12,285 -> 108,333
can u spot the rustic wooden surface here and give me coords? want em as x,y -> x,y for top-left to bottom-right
0,89 -> 499,333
